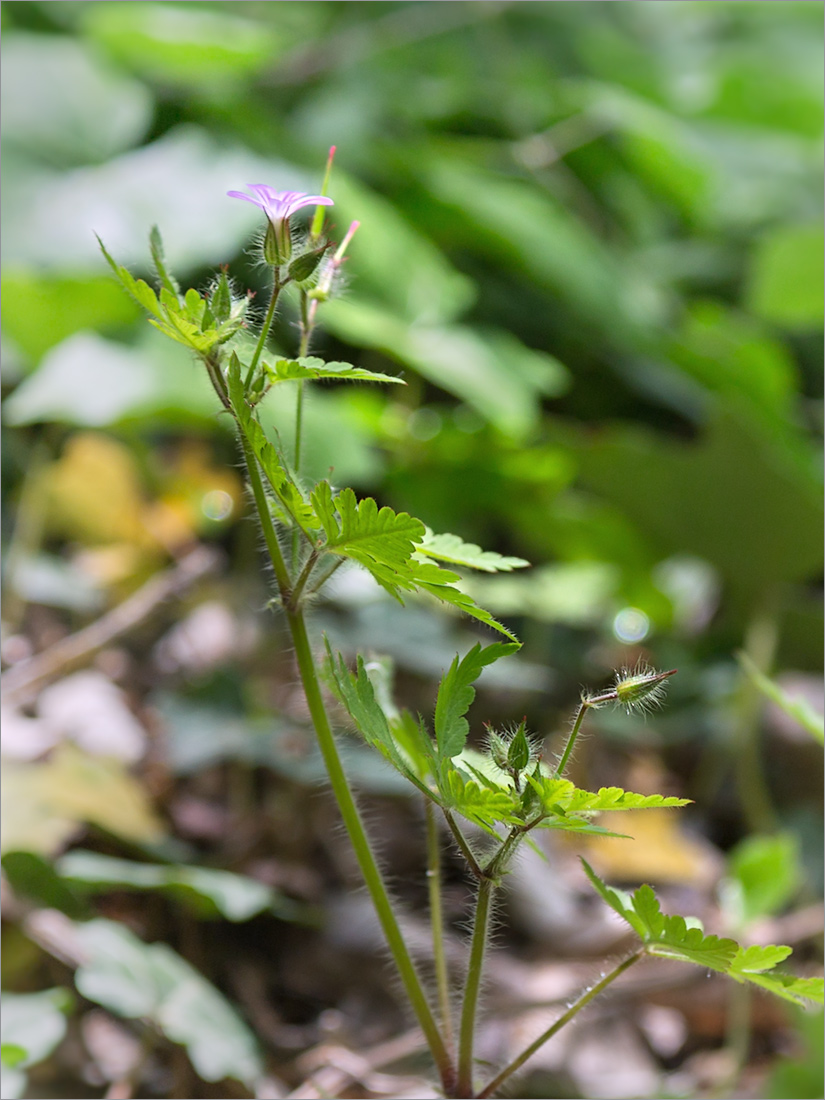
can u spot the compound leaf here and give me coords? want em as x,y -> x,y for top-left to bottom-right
582,861 -> 822,1005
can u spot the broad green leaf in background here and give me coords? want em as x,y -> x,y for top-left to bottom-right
55,851 -> 302,922
765,1007 -> 824,1100
81,2 -> 283,88
745,222 -> 825,330
723,832 -> 802,927
668,300 -> 799,429
1,33 -> 153,166
321,299 -> 568,439
1,851 -> 89,919
565,408 -> 823,594
0,272 -> 140,365
73,919 -> 263,1086
0,989 -> 72,1100
423,155 -> 644,345
2,330 -> 219,428
2,125 -> 317,270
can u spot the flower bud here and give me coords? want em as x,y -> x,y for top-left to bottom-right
507,721 -> 531,772
613,664 -> 676,714
287,241 -> 331,285
210,270 -> 232,323
487,729 -> 510,773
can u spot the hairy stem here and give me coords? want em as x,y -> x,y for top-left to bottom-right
476,950 -> 644,1098
239,434 -> 454,1093
443,809 -> 484,881
457,877 -> 494,1097
554,698 -> 589,778
245,279 -> 282,389
426,800 -> 454,1054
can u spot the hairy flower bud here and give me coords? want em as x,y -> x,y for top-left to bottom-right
613,663 -> 676,714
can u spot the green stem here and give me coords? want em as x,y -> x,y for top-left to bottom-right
443,810 -> 484,881
426,800 -> 454,1054
294,291 -> 313,474
305,557 -> 345,598
734,596 -> 780,834
476,950 -> 644,1099
239,437 -> 453,1093
287,605 -> 453,1090
245,279 -> 282,389
288,548 -> 320,611
292,291 -> 314,574
554,698 -> 590,778
457,877 -> 494,1097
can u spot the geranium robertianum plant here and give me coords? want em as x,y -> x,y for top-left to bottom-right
99,150 -> 823,1100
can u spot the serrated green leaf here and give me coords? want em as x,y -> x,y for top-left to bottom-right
434,642 -> 519,759
530,777 -> 690,820
310,486 -> 519,638
265,356 -> 404,386
731,944 -> 793,974
323,642 -> 434,799
582,861 -> 819,1001
409,559 -> 520,641
441,762 -> 521,832
415,528 -> 530,573
97,235 -> 164,320
741,973 -> 824,1006
227,353 -> 319,534
581,860 -> 665,940
314,486 -> 425,568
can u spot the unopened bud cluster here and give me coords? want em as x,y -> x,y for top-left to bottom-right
487,720 -> 540,792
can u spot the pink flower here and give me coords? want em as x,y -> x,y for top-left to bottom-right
227,185 -> 334,264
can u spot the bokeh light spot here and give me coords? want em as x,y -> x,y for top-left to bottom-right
613,607 -> 650,643
201,489 -> 234,521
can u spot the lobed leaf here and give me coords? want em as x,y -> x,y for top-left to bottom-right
313,484 -> 425,570
265,356 -> 404,386
415,528 -> 530,573
440,762 -> 522,833
97,235 -> 164,319
528,775 -> 690,822
582,861 -> 823,1005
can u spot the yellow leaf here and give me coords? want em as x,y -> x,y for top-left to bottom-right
581,809 -> 721,887
1,743 -> 165,857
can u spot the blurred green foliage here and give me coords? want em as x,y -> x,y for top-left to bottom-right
1,4 -> 822,1095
